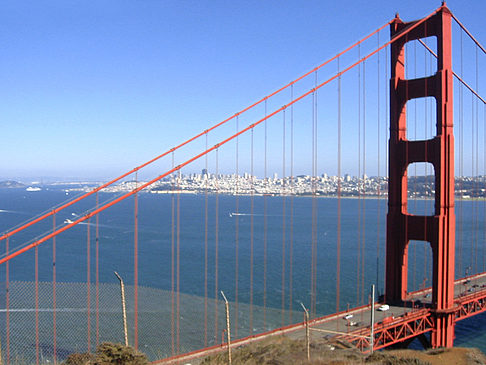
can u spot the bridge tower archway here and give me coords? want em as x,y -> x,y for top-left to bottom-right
385,4 -> 456,348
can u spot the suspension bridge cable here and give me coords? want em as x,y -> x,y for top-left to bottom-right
263,101 -> 268,329
95,194 -> 100,348
6,237 -> 10,364
86,219 -> 91,354
424,33 -> 430,290
385,43 -> 389,248
0,8 -> 442,266
281,108 -> 286,327
134,173 -> 140,350
0,20 -> 394,245
235,115 -> 240,337
336,55 -> 342,321
469,91 -> 475,273
312,70 -> 319,317
403,34 -> 410,295
250,127 -> 255,333
214,148 -> 220,344
357,43 -> 362,307
412,40 -> 417,292
176,171 -> 181,353
171,154 -> 176,355
52,215 -> 57,364
417,39 -> 486,105
361,57 -> 367,307
462,32 -> 464,282
311,89 -> 316,316
376,32 -> 382,295
450,13 -> 486,56
471,90 -> 477,274
315,70 -> 319,315
289,85 -> 294,324
35,244 -> 39,365
204,133 -> 209,347
474,50 -> 479,274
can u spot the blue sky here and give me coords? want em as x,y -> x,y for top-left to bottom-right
1,1 -> 485,181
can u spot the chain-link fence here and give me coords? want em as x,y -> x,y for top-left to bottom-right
0,280 -> 294,363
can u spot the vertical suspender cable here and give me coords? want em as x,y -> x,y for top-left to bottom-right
214,149 -> 220,343
424,35 -> 429,287
281,108 -> 286,326
311,70 -> 319,317
471,45 -> 477,273
310,84 -> 315,315
35,244 -> 39,365
385,43 -> 389,209
52,214 -> 57,364
289,85 -> 294,323
412,40 -> 418,291
475,46 -> 480,274
134,173 -> 139,350
314,70 -> 319,315
428,31 -> 434,283
176,170 -> 181,353
315,71 -> 319,314
170,154 -> 175,355
6,237 -> 9,365
357,43 -> 362,306
459,30 -> 464,279
204,133 -> 209,347
311,81 -> 317,316
235,116 -> 240,337
361,58 -> 367,306
404,37 -> 410,294
337,56 -> 342,318
263,101 -> 268,328
376,35 -> 382,293
250,127 -> 254,333
87,219 -> 91,353
384,44 -> 389,298
471,92 -> 475,271
95,194 -> 100,348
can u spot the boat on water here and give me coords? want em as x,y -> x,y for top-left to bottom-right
229,212 -> 246,217
26,187 -> 41,192
64,219 -> 74,224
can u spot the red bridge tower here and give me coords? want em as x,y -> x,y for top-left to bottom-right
385,4 -> 455,347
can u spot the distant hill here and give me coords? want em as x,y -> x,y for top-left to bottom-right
0,180 -> 25,188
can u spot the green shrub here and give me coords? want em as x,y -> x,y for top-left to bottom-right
63,342 -> 148,365
94,342 -> 148,365
63,352 -> 96,365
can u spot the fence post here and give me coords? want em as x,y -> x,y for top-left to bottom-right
114,271 -> 129,347
300,302 -> 310,361
370,284 -> 375,353
220,291 -> 231,365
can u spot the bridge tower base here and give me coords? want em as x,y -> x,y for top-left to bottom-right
385,4 -> 455,348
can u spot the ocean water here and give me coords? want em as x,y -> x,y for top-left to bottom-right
0,187 -> 485,361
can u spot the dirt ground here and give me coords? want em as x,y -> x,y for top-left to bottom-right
199,336 -> 486,364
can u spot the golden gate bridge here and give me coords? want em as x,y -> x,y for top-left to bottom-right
1,2 -> 486,363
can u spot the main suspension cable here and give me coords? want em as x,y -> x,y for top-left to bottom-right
0,7 -> 441,265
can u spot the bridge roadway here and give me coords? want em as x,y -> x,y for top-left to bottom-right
158,272 -> 486,364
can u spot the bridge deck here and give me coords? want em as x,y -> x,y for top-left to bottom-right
158,272 -> 486,364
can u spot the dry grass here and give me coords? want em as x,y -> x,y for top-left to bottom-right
200,336 -> 486,365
